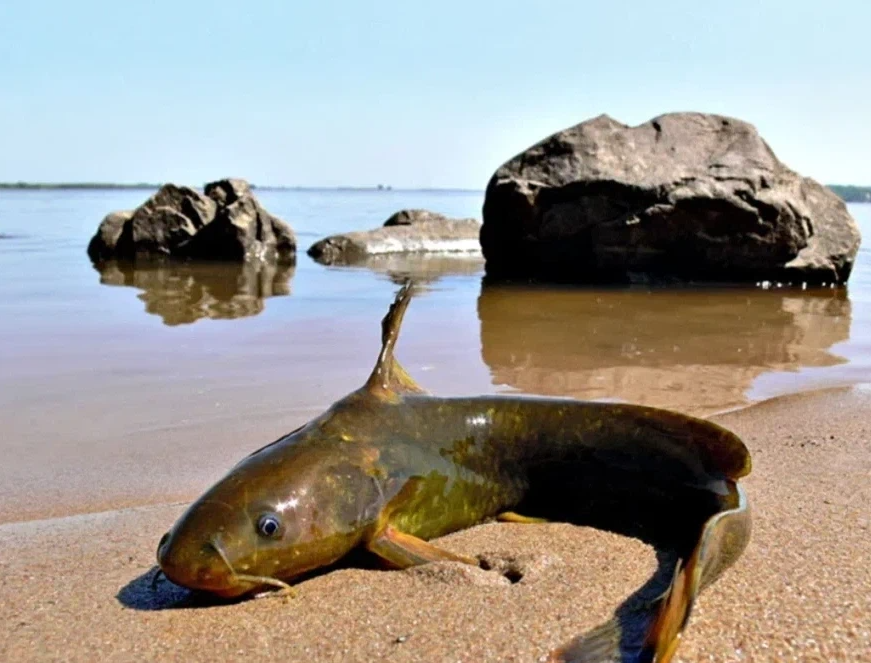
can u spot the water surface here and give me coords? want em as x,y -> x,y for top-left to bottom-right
1,188 -> 869,522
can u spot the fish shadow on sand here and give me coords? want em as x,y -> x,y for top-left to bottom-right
116,550 -> 385,611
116,568 -> 209,611
117,566 -> 314,611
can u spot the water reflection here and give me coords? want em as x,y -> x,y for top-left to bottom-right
324,253 -> 484,285
477,284 -> 851,415
95,260 -> 294,326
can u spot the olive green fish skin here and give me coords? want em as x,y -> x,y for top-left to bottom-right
156,282 -> 752,663
158,388 -> 747,596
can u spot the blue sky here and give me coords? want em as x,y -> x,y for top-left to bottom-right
1,0 -> 868,188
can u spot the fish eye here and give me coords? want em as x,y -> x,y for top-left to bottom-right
257,513 -> 283,538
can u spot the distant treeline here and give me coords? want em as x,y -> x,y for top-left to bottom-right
827,185 -> 871,203
0,182 -> 159,190
1,181 -> 868,201
0,182 -> 479,193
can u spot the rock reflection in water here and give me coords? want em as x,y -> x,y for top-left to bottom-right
95,260 -> 294,326
325,253 -> 484,285
478,284 -> 851,415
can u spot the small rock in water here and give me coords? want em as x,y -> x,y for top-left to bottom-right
307,208 -> 481,266
86,178 -> 296,264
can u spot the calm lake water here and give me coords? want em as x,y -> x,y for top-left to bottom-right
1,188 -> 870,523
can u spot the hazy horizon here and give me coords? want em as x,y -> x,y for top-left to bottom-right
0,181 -> 487,191
1,181 -> 869,191
2,1 -> 869,189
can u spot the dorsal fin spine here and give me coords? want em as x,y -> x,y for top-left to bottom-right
364,280 -> 426,396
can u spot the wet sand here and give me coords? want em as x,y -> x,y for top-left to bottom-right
2,385 -> 869,662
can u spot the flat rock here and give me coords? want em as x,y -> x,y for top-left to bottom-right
87,178 -> 296,264
308,208 -> 481,265
481,112 -> 861,285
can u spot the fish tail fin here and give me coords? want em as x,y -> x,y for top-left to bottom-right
365,280 -> 427,396
545,615 -> 624,662
639,557 -> 696,663
549,485 -> 749,662
546,556 -> 698,663
643,485 -> 750,662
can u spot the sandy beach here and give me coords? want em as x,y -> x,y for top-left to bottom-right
3,1 -> 871,660
2,385 -> 869,662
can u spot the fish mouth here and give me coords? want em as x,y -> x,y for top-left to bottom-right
207,537 -> 297,598
156,533 -> 237,594
156,529 -> 295,598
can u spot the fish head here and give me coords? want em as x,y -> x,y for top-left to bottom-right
156,439 -> 386,598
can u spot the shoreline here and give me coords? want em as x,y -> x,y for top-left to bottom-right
0,382 -> 866,529
2,383 -> 869,661
7,272 -> 866,529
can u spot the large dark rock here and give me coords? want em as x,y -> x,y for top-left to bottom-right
308,209 -> 481,266
481,112 -> 861,285
87,179 -> 296,264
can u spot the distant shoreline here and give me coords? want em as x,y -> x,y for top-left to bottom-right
0,182 -> 484,194
826,185 -> 871,203
1,181 -> 868,201
0,182 -> 159,190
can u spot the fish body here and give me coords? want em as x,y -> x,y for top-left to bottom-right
157,283 -> 752,662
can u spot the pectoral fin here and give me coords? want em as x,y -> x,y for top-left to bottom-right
366,525 -> 478,569
497,511 -> 549,525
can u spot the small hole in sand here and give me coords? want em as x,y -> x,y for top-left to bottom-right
478,558 -> 524,584
503,568 -> 523,584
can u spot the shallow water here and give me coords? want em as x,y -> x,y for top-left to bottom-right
0,188 -> 869,522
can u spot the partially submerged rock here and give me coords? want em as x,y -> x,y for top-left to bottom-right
87,178 -> 296,264
481,112 -> 861,285
308,209 -> 481,265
